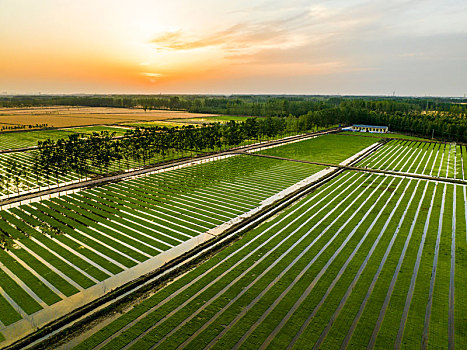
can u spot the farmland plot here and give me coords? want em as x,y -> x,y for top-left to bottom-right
0,148 -> 197,198
73,170 -> 466,349
0,151 -> 81,196
0,107 -> 216,129
0,126 -> 129,151
257,134 -> 377,164
359,139 -> 467,180
0,131 -> 374,201
0,155 -> 323,345
0,130 -> 76,150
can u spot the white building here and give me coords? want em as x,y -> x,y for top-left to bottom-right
351,124 -> 388,133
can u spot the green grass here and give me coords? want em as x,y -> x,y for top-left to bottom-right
258,133 -> 377,164
0,128 -> 464,348
0,294 -> 22,326
0,249 -> 62,306
455,186 -> 467,348
340,131 -> 432,141
64,125 -> 129,136
428,184 -> 452,348
72,172 -> 362,349
320,179 -> 416,348
120,121 -> 182,128
10,243 -> 80,297
71,170 -> 465,349
165,115 -> 252,124
0,267 -> 42,315
400,183 -> 441,348
0,126 -> 130,151
347,180 -> 426,348
373,181 -> 435,348
0,129 -> 77,150
358,140 -> 464,179
279,179 -> 401,348
462,146 -> 467,180
0,153 -> 324,342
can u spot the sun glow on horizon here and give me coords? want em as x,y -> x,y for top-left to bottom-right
1,0 -> 466,95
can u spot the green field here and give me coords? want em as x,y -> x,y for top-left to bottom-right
359,139 -> 466,179
0,146 -> 201,198
0,153 -> 323,340
123,115 -> 252,128
120,121 -> 182,128
73,170 -> 466,349
0,129 -> 78,150
166,115 -> 252,124
257,134 -> 377,164
340,131 -> 432,141
0,131 -> 465,349
0,126 -> 129,151
64,125 -> 129,136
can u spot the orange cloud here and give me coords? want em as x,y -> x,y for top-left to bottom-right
149,20 -> 301,53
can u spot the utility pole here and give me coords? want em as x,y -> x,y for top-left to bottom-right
432,129 -> 434,139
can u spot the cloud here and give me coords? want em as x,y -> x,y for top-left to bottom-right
145,0 -> 467,95
142,72 -> 162,77
149,13 -> 312,53
151,24 -> 246,51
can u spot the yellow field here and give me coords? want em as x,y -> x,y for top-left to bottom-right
0,106 -> 218,128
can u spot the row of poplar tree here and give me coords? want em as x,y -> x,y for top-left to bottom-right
34,117 -> 327,184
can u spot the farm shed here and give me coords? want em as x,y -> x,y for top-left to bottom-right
351,124 -> 388,133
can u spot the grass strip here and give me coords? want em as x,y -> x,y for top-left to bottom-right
0,249 -> 61,306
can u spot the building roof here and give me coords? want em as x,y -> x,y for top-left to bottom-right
352,124 -> 388,129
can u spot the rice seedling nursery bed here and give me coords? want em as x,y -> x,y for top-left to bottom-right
339,131 -> 431,141
0,131 -> 465,349
0,147 -> 201,199
358,139 -> 467,180
73,168 -> 466,350
0,126 -> 129,151
256,134 -> 378,164
0,153 -> 324,347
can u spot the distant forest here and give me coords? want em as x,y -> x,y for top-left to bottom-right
1,95 -> 466,142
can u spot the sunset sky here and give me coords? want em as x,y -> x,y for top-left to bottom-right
1,0 -> 466,96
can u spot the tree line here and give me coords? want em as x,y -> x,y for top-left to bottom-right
1,95 -> 466,142
33,116 -> 335,185
2,95 -> 466,115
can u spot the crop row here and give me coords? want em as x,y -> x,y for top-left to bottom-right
257,134 -> 377,164
73,170 -> 466,349
0,155 -> 321,330
0,133 -> 378,199
0,148 -> 198,198
359,140 -> 466,179
0,127 -> 128,151
0,130 -> 74,150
